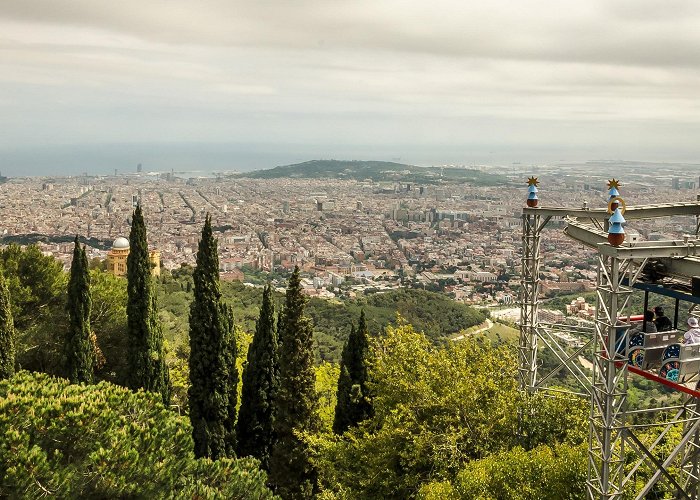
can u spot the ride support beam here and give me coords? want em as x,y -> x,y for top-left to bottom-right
519,213 -> 542,392
588,254 -> 628,499
525,201 -> 700,220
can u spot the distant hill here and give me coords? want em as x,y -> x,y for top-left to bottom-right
237,159 -> 507,186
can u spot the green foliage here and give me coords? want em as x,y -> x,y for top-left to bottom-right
519,392 -> 588,450
158,277 -> 486,364
311,323 -> 588,499
127,204 -> 170,405
0,233 -> 111,250
0,243 -> 65,331
0,371 -> 276,499
270,266 -> 321,499
316,362 -> 340,432
0,271 -> 15,379
236,284 -> 279,470
0,246 -> 126,381
65,236 -> 93,384
419,443 -> 587,500
307,288 -> 487,360
89,269 -> 128,383
333,310 -> 372,434
189,215 -> 238,459
0,244 -> 66,375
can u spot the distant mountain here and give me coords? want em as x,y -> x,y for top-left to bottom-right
237,159 -> 507,186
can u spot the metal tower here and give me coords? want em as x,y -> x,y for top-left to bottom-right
518,185 -> 700,499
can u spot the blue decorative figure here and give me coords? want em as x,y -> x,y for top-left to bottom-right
608,207 -> 626,246
526,176 -> 539,207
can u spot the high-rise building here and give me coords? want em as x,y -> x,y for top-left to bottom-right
137,163 -> 142,173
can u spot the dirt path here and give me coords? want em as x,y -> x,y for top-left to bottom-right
452,319 -> 494,341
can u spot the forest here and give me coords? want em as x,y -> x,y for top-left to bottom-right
0,240 -> 624,498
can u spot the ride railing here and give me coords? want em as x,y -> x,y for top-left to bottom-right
614,320 -> 700,384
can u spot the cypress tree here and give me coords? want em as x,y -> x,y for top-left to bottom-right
65,236 -> 93,384
277,309 -> 284,346
126,204 -> 170,405
0,271 -> 15,380
236,284 -> 279,470
333,309 -> 372,434
270,266 -> 320,499
223,304 -> 238,457
189,214 -> 238,459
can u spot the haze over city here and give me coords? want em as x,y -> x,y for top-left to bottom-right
3,0 -> 700,175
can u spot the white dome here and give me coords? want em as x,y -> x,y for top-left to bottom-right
113,237 -> 129,249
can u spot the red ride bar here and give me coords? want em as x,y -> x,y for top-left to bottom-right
612,359 -> 700,399
618,315 -> 644,322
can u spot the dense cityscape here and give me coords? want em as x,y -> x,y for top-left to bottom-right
5,160 -> 700,309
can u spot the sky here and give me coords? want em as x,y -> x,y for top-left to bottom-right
2,0 -> 700,175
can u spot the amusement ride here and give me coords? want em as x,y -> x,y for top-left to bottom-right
519,177 -> 700,499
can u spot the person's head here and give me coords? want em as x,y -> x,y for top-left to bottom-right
644,310 -> 654,322
688,317 -> 699,329
654,306 -> 665,317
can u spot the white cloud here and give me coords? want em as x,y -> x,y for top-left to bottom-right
1,0 -> 700,171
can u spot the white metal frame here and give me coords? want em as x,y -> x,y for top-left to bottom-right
519,200 -> 700,499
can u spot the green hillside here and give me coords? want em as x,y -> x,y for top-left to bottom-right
237,159 -> 507,186
158,273 -> 486,362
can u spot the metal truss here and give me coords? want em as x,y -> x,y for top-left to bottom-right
585,249 -> 700,499
524,201 -> 700,220
518,212 -> 549,392
518,200 -> 700,499
587,253 -> 632,498
519,214 -> 594,397
533,322 -> 594,398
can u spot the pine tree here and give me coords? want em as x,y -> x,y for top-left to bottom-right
0,271 -> 15,380
65,236 -> 93,384
236,284 -> 279,470
188,214 -> 238,459
270,266 -> 320,499
333,309 -> 372,434
126,204 -> 170,405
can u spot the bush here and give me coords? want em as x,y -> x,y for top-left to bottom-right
0,372 -> 276,499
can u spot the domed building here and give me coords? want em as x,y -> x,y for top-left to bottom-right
107,237 -> 130,276
107,237 -> 161,277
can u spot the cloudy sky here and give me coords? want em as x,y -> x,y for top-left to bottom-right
2,0 -> 700,174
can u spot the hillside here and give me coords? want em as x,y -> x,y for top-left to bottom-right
237,159 -> 508,186
157,274 -> 487,362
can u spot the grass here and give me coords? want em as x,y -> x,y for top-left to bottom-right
481,322 -> 519,343
450,320 -> 520,344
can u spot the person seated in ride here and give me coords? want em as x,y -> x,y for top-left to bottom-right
683,317 -> 700,345
654,306 -> 673,332
629,310 -> 657,335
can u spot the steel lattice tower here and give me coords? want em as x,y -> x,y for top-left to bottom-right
518,196 -> 700,499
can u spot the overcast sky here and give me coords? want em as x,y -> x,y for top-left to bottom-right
2,0 -> 700,174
